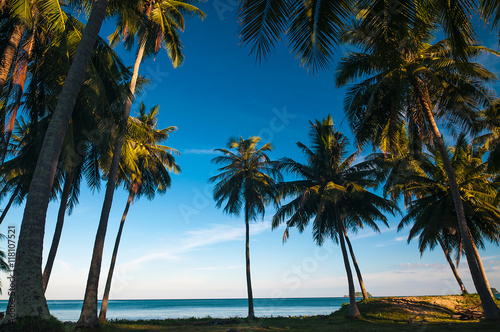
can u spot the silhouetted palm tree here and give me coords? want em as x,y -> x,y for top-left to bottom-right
99,102 -> 180,322
210,136 -> 280,320
273,116 -> 396,318
336,11 -> 500,318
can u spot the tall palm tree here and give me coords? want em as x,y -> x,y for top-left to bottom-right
98,102 -> 180,322
272,116 -> 397,318
210,136 -> 280,320
391,137 -> 500,294
335,10 -> 500,318
77,1 -> 204,327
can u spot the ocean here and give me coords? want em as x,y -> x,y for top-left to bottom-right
2,295 -> 499,322
0,297 -> 348,322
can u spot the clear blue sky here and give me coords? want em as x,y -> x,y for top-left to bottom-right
1,3 -> 499,300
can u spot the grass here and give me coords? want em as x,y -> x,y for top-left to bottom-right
6,295 -> 500,331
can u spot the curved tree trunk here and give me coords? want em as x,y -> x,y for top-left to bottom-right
0,23 -> 24,95
469,231 -> 494,298
98,190 -> 135,323
415,80 -> 500,319
245,202 -> 255,320
42,166 -> 76,291
344,231 -> 368,299
0,187 -> 19,225
77,25 -> 148,329
338,221 -> 361,318
437,237 -> 468,294
7,0 -> 110,320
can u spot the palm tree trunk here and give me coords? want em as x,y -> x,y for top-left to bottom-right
42,166 -> 76,292
437,237 -> 468,294
0,187 -> 18,225
344,231 -> 368,299
415,80 -> 500,319
99,190 -> 135,323
7,0 -> 110,319
338,221 -> 361,318
77,20 -> 148,328
245,202 -> 255,320
0,23 -> 24,95
1,33 -> 35,164
469,231 -> 494,298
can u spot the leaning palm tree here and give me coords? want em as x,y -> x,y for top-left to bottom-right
273,116 -> 397,318
9,0 -> 122,319
77,2 -> 204,327
391,136 -> 500,294
210,136 -> 280,320
336,9 -> 500,318
98,102 -> 180,322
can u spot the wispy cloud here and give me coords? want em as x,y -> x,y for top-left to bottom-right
190,265 -> 243,271
57,260 -> 72,272
183,148 -> 218,155
348,228 -> 394,241
394,236 -> 406,242
118,222 -> 271,272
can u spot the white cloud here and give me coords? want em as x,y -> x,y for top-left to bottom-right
56,259 -> 72,272
394,236 -> 406,242
117,222 -> 271,272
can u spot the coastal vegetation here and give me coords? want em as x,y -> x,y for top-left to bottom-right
3,295 -> 500,331
0,0 -> 499,329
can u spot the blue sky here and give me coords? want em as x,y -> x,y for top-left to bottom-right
1,2 -> 500,301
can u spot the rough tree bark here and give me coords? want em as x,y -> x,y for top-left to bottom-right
6,0 -> 110,319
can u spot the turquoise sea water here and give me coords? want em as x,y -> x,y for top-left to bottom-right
1,295 -> 499,322
0,297 -> 348,322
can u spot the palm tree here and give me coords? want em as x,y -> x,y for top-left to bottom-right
236,0 -> 477,72
210,136 -> 280,320
390,137 -> 500,294
77,1 -> 204,327
8,0 -> 117,319
335,11 -> 500,318
272,116 -> 397,318
40,15 -> 134,292
98,102 -> 180,322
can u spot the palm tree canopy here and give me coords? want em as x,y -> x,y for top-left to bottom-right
108,0 -> 205,68
273,115 -> 397,245
335,13 -> 498,152
210,136 -> 280,221
115,101 -> 180,201
392,135 -> 500,254
237,0 -> 479,72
